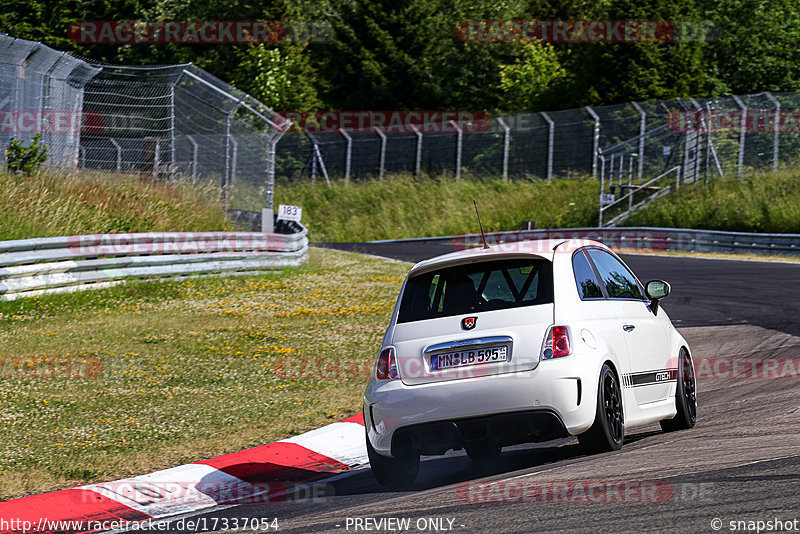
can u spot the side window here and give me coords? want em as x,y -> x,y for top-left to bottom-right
572,251 -> 604,299
587,249 -> 645,300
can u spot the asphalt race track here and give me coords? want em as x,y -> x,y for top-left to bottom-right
141,243 -> 800,534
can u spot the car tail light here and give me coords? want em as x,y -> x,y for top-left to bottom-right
542,326 -> 572,360
375,347 -> 399,380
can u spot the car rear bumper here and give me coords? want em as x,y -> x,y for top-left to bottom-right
388,409 -> 568,456
364,356 -> 598,457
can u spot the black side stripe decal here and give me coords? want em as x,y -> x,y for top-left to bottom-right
621,369 -> 678,388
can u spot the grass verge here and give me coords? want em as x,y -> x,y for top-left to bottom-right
622,168 -> 800,233
274,175 -> 599,242
275,169 -> 800,242
0,247 -> 409,499
0,170 -> 232,240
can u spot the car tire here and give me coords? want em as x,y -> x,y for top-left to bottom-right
660,349 -> 697,432
366,432 -> 419,489
578,363 -> 624,453
465,445 -> 501,463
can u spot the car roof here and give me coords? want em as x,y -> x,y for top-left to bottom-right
408,238 -> 607,276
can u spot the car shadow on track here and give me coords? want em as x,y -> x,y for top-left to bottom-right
330,439 -> 582,496
332,429 -> 667,497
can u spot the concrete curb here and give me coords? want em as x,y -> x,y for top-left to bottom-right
0,414 -> 367,533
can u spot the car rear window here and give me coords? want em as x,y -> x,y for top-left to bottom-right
397,258 -> 553,323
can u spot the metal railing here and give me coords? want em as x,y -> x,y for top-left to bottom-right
369,227 -> 800,257
0,227 -> 308,300
598,165 -> 681,227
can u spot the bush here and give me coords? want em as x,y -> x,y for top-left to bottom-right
6,134 -> 48,175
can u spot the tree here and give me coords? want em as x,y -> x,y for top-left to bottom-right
498,42 -> 567,111
703,0 -> 800,94
561,0 -> 721,107
234,43 -> 322,111
313,0 -> 524,109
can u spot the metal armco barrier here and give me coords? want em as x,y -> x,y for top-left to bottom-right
371,227 -> 800,256
0,227 -> 308,300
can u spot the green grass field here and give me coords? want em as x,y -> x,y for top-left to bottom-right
275,169 -> 800,241
622,168 -> 800,233
11,168 -> 799,244
0,247 -> 409,499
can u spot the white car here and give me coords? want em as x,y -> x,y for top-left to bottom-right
363,239 -> 697,488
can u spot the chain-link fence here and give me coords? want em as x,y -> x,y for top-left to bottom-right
5,33 -> 800,224
277,94 -> 800,187
1,35 -> 101,168
1,34 -> 284,217
596,93 -> 800,226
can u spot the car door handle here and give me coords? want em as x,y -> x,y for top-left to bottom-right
623,324 -> 636,332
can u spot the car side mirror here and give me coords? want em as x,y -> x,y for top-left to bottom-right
645,280 -> 671,315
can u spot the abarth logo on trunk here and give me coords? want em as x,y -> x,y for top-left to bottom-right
461,316 -> 477,330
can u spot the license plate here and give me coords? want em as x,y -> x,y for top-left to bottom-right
430,346 -> 508,371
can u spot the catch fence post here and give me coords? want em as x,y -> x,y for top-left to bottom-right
732,95 -> 747,179
586,106 -> 600,178
374,126 -> 387,180
449,120 -> 463,181
498,117 -> 510,181
540,112 -> 554,181
339,128 -> 352,184
631,102 -> 646,180
764,92 -> 780,171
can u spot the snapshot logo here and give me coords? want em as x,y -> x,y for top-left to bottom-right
456,20 -> 717,43
0,111 -> 103,135
68,21 -> 333,44
275,111 -> 490,134
667,110 -> 800,134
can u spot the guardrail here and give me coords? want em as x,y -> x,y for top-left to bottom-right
0,225 -> 308,300
370,226 -> 800,256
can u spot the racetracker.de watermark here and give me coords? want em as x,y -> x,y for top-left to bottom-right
84,479 -> 334,506
68,20 -> 333,44
693,355 -> 800,380
667,110 -> 800,134
456,480 -> 692,504
274,111 -> 490,134
0,356 -> 102,380
0,111 -> 103,135
452,230 -> 671,254
271,357 -> 371,381
456,20 -> 717,43
65,233 -> 286,256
